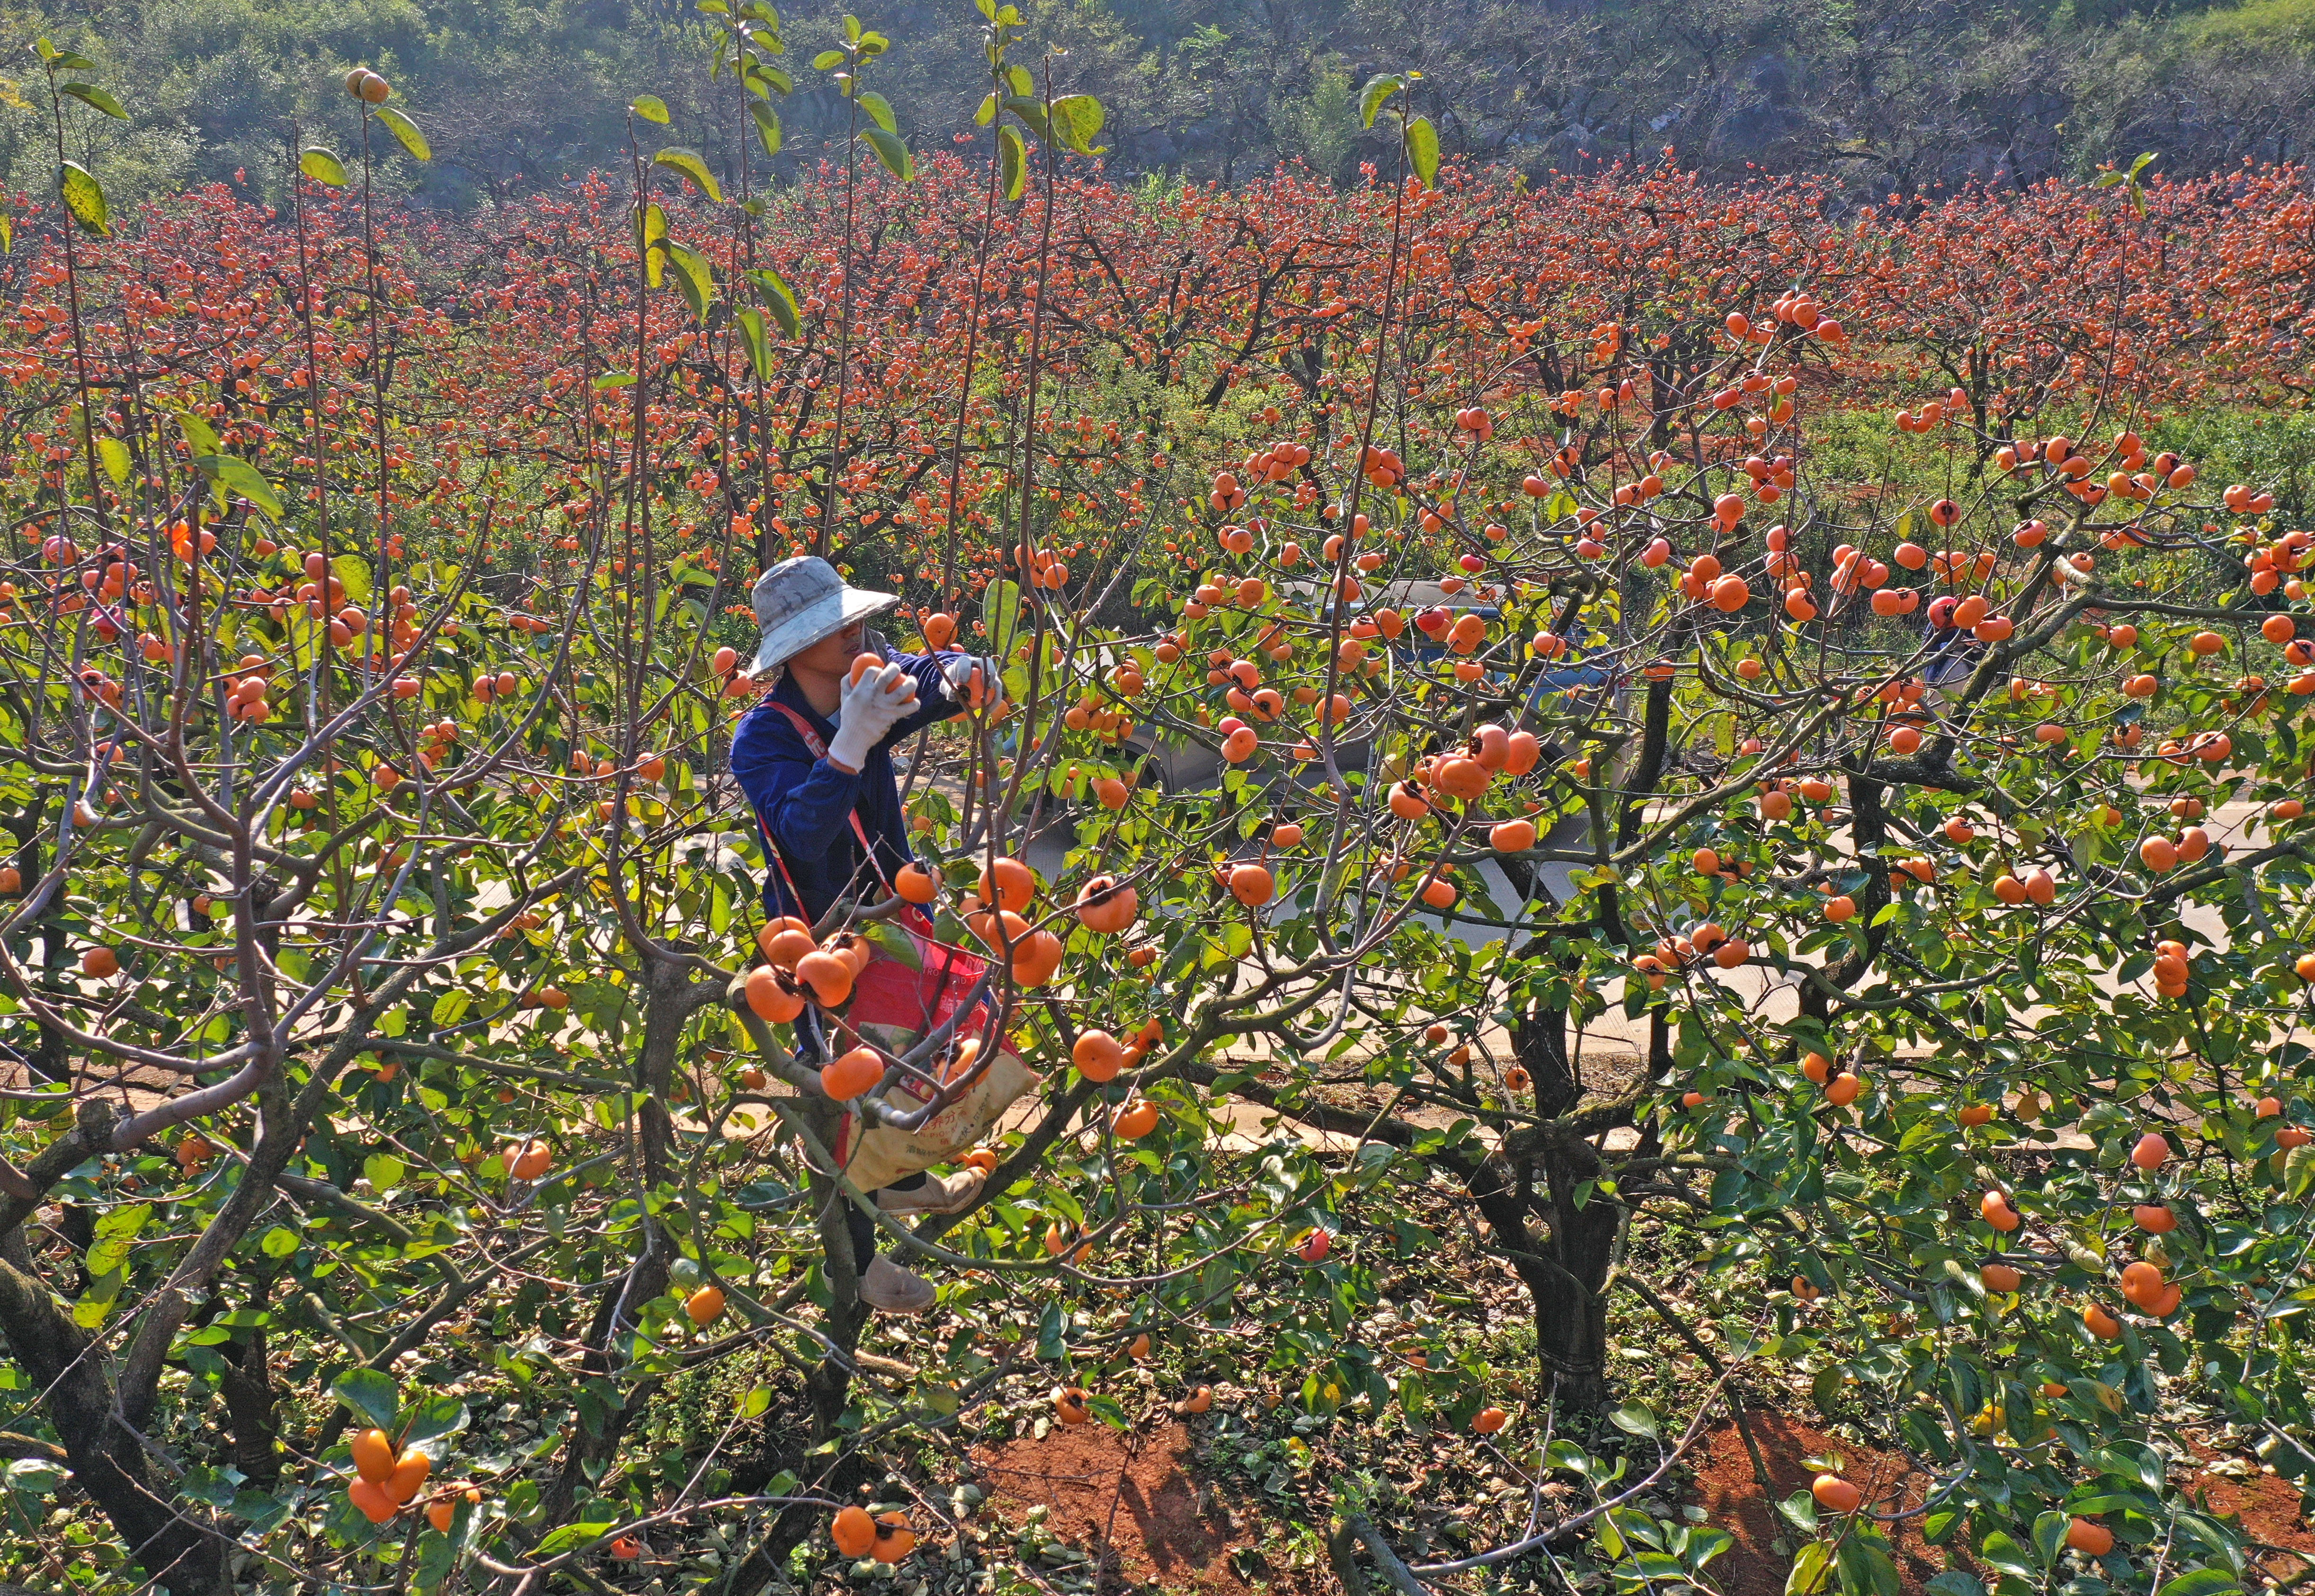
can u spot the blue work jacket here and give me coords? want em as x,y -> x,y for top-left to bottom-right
730,649 -> 964,923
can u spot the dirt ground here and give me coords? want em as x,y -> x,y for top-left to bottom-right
973,1420 -> 1330,1596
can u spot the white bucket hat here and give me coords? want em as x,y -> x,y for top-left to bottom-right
746,556 -> 901,678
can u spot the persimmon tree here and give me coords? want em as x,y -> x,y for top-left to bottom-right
3,18 -> 2315,1596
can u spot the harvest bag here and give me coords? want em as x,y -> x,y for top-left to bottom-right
758,699 -> 1040,1191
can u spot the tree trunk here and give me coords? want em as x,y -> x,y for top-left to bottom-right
539,1247 -> 668,1527
0,1249 -> 226,1595
1465,1129 -> 1619,1409
1474,1001 -> 1622,1409
217,1325 -> 281,1488
802,1167 -> 872,1438
1530,1130 -> 1619,1410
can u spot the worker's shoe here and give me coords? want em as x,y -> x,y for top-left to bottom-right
859,1254 -> 937,1315
877,1168 -> 988,1216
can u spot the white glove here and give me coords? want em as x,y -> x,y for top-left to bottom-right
942,654 -> 1006,707
827,662 -> 919,771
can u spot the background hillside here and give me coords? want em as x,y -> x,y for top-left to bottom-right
5,0 -> 2315,208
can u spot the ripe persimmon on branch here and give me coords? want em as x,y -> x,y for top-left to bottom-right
2,11 -> 2315,1596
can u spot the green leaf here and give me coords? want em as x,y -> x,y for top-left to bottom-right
631,95 -> 671,124
0,214 -> 11,254
1005,94 -> 1047,139
2031,1511 -> 2070,1567
862,124 -> 913,180
1359,72 -> 1401,129
1609,1402 -> 1660,1439
2158,1572 -> 2240,1596
641,203 -> 668,288
1979,1533 -> 2037,1578
363,1152 -> 406,1192
57,161 -> 107,236
73,1268 -> 123,1329
62,82 -> 127,120
1924,1575 -> 1986,1596
1050,94 -> 1104,154
735,307 -> 773,380
1086,1392 -> 1131,1430
331,1367 -> 401,1430
975,91 -> 997,128
300,147 -> 348,186
812,49 -> 846,69
176,408 -> 221,460
858,919 -> 922,971
1786,1540 -> 1834,1596
856,90 -> 897,133
374,105 -> 430,162
532,1518 -> 619,1557
1834,1537 -> 1902,1596
330,552 -> 372,607
749,100 -> 783,156
981,578 -> 1024,666
96,436 -> 129,485
662,240 -> 716,323
738,1384 -> 773,1420
592,371 -> 636,390
653,146 -> 723,202
747,267 -> 801,337
4,1456 -> 65,1497
400,1393 -> 470,1444
1406,115 -> 1439,189
259,1225 -> 300,1258
998,124 -> 1026,201
89,1205 -> 151,1276
206,455 -> 283,520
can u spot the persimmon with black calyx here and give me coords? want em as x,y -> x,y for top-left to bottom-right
870,1514 -> 917,1562
795,949 -> 855,1007
743,966 -> 806,1023
1076,875 -> 1139,932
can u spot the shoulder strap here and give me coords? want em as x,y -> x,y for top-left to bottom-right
759,697 -> 889,892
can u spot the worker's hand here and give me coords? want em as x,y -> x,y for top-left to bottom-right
942,653 -> 1007,709
827,662 -> 918,771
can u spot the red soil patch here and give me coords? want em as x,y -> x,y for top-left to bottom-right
1689,1413 -> 2315,1596
1686,1410 -> 1955,1596
2184,1447 -> 2315,1579
972,1420 -> 1320,1596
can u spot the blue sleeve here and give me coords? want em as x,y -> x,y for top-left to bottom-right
730,709 -> 864,870
881,649 -> 969,745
